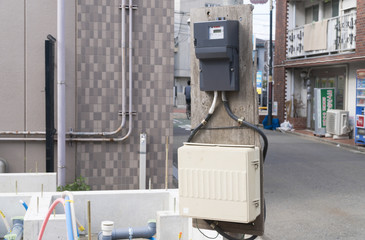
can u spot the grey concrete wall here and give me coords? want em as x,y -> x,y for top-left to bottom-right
0,173 -> 56,193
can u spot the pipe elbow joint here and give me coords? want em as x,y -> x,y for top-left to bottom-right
145,221 -> 157,237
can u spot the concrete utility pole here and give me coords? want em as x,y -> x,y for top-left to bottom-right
190,4 -> 264,237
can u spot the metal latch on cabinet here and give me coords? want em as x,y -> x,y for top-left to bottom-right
251,159 -> 260,169
253,199 -> 260,208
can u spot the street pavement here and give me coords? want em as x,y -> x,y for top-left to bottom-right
173,116 -> 365,240
264,129 -> 365,240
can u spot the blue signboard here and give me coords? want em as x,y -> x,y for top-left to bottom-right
256,71 -> 262,94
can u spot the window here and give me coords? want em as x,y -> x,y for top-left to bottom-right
324,0 -> 340,19
313,5 -> 319,21
305,5 -> 319,24
332,0 -> 339,17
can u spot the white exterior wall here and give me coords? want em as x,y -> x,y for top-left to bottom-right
342,0 -> 357,11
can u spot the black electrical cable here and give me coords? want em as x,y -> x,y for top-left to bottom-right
195,219 -> 220,239
205,220 -> 256,240
187,113 -> 213,142
199,126 -> 248,130
222,101 -> 268,161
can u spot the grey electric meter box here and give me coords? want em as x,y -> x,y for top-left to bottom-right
194,20 -> 239,91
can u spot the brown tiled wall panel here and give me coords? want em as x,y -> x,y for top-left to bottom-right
76,0 -> 174,190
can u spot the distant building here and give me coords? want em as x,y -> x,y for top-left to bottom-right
274,0 -> 363,131
254,38 -> 275,108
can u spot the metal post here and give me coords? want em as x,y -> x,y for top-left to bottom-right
267,0 -> 273,127
306,78 -> 312,129
57,0 -> 66,187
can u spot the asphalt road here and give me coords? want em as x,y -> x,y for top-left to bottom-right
263,129 -> 365,240
173,119 -> 365,239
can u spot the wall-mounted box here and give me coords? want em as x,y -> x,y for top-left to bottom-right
194,20 -> 239,91
178,143 -> 260,223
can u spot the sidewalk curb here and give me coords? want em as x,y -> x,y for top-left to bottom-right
283,130 -> 365,154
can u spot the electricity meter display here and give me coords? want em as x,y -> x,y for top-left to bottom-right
209,26 -> 224,39
194,20 -> 239,91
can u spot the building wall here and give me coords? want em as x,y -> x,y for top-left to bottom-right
273,0 -> 288,122
0,0 -> 76,180
274,0 -> 365,123
0,0 -> 174,190
76,0 -> 174,190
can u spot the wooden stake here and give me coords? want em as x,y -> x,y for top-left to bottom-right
165,136 -> 169,190
88,201 -> 91,240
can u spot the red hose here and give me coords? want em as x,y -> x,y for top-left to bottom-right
37,198 -> 65,240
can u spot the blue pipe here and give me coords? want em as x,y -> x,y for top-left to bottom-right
19,200 -> 28,211
4,217 -> 23,240
98,221 -> 156,240
65,196 -> 74,240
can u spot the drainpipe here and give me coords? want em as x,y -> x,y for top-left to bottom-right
4,217 -> 24,240
57,0 -> 66,187
98,221 -> 156,240
306,78 -> 312,129
45,35 -> 56,173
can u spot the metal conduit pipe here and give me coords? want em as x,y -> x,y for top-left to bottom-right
57,0 -> 66,187
0,0 -> 129,139
65,0 -> 129,138
0,131 -> 46,136
0,1 -> 134,142
98,221 -> 156,240
0,157 -> 9,173
66,0 -> 134,142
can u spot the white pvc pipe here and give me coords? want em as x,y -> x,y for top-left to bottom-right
139,133 -> 147,189
209,91 -> 218,114
57,0 -> 66,187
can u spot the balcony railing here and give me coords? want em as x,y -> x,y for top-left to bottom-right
287,12 -> 356,59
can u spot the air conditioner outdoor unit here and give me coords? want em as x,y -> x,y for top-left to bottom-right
326,109 -> 350,136
178,143 -> 260,224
